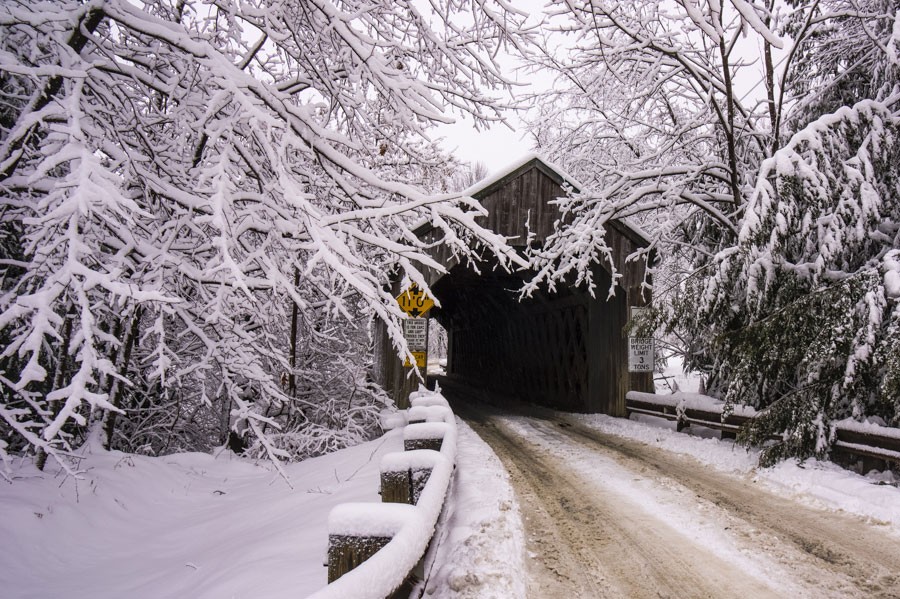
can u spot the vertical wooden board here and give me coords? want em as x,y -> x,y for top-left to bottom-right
484,187 -> 502,238
327,535 -> 392,583
381,470 -> 412,504
586,266 -> 629,416
610,289 -> 628,416
539,173 -> 563,243
587,293 -> 604,413
374,318 -> 398,400
513,170 -> 530,242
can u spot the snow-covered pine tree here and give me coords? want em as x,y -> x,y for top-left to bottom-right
679,96 -> 900,465
674,0 -> 900,463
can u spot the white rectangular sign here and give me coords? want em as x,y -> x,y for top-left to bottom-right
402,318 -> 428,351
628,337 -> 654,372
630,306 -> 650,323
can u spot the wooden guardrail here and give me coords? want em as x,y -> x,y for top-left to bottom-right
309,388 -> 457,599
625,391 -> 900,471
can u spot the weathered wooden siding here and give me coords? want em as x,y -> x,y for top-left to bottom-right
474,160 -> 567,246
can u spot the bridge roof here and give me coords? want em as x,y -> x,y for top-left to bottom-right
415,153 -> 651,249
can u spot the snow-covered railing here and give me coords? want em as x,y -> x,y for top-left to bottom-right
625,391 -> 757,439
312,388 -> 457,599
625,391 -> 900,469
832,419 -> 900,467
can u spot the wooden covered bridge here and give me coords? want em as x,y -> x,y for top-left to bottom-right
374,156 -> 654,415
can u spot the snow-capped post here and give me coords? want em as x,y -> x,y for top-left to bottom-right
403,422 -> 448,452
380,466 -> 413,504
317,389 -> 457,598
380,450 -> 445,505
382,395 -> 453,504
326,503 -> 418,585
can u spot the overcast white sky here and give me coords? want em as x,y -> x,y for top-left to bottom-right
434,113 -> 534,173
430,0 -> 549,173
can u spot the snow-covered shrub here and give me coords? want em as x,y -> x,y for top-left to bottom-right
676,99 -> 900,465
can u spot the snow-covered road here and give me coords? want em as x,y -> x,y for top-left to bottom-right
451,394 -> 900,598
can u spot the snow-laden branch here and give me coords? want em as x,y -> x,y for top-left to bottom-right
0,0 -> 533,471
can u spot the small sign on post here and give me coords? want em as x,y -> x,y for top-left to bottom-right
397,285 -> 431,369
402,319 -> 428,368
628,337 -> 654,372
402,319 -> 428,351
628,306 -> 654,373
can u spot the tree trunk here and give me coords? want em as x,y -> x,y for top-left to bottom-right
100,306 -> 143,450
35,306 -> 75,471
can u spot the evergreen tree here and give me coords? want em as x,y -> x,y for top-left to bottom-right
675,98 -> 900,464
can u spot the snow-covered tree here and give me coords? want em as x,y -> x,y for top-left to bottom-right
0,0 -> 530,474
677,96 -> 900,464
524,0 -> 900,462
673,2 -> 900,464
519,0 -> 790,296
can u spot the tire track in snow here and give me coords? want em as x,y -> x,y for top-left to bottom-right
458,411 -> 787,597
548,412 -> 900,598
447,387 -> 900,598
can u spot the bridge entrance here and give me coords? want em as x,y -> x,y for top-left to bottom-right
374,156 -> 654,414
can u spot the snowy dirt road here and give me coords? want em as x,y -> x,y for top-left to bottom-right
447,390 -> 900,599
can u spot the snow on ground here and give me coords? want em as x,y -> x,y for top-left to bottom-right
423,419 -> 526,599
570,412 -> 900,533
2,364 -> 897,599
0,414 -> 520,599
0,432 -> 401,599
628,355 -> 900,530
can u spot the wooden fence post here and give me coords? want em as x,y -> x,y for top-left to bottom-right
327,535 -> 392,583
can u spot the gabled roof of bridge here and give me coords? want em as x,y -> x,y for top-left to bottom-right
494,154 -> 653,247
416,153 -> 651,248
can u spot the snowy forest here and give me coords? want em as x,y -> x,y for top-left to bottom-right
1,0 -> 899,476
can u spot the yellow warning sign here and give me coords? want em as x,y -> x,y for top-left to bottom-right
396,284 -> 434,317
403,351 -> 427,368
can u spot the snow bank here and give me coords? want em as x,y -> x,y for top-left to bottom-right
422,419 -> 526,599
0,387 -> 520,599
0,431 -> 405,599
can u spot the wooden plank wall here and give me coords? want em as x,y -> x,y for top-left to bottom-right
476,165 -> 564,246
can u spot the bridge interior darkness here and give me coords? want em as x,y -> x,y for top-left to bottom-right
429,260 -> 629,414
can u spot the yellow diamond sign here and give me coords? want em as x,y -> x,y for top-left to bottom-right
396,284 -> 434,318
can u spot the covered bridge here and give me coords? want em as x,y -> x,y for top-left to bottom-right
374,155 -> 654,414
